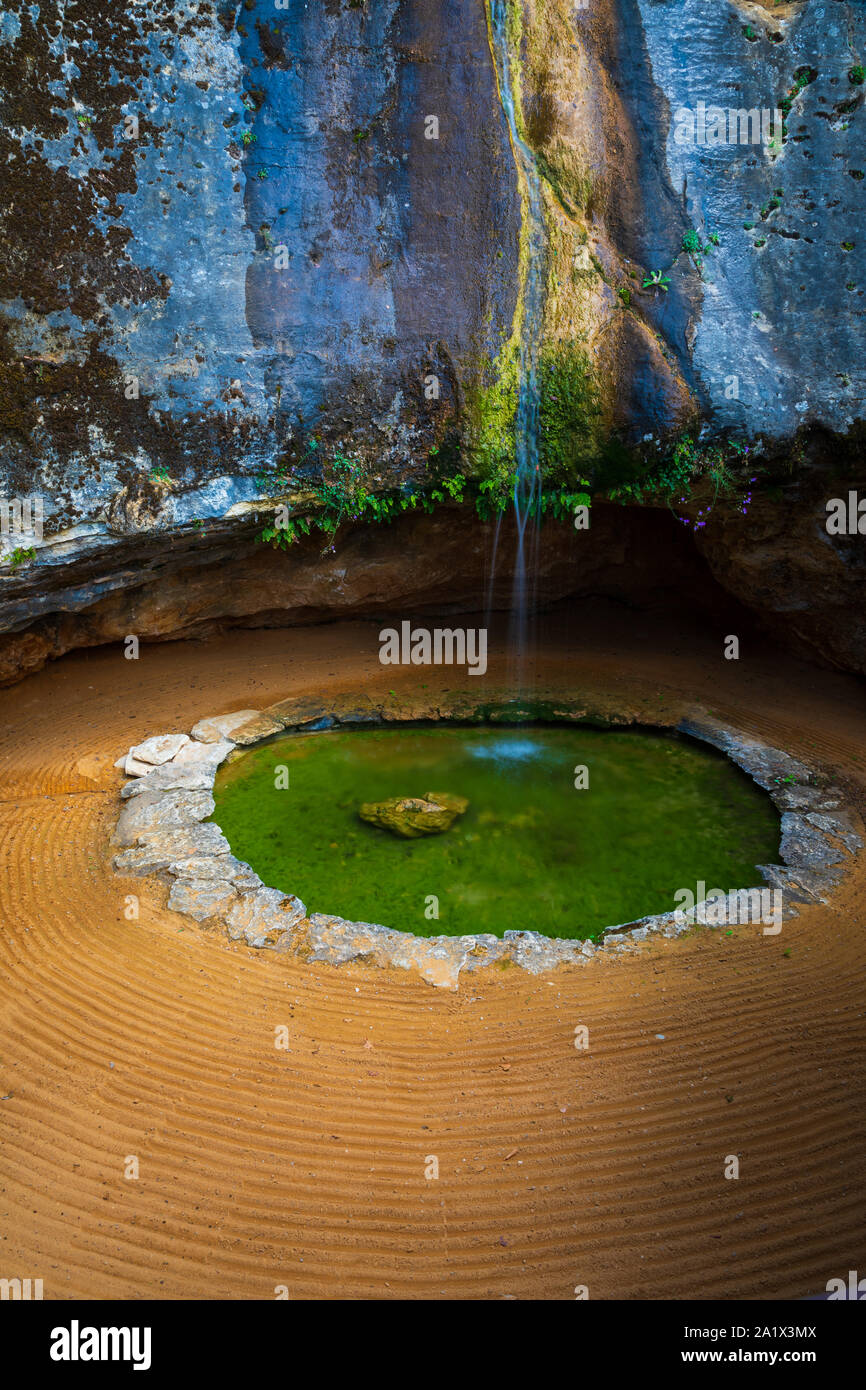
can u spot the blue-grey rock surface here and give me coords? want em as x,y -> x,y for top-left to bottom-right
635,0 -> 866,436
0,0 -> 517,531
1,0 -> 863,682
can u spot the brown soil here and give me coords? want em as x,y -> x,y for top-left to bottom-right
0,602 -> 864,1300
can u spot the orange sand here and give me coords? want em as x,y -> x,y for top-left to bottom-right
0,603 -> 864,1299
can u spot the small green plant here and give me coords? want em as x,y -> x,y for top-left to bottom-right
150,466 -> 172,486
258,446 -> 412,552
792,67 -> 818,99
849,65 -> 865,86
842,240 -> 855,251
783,67 -> 818,116
241,129 -> 256,146
642,269 -> 670,291
608,434 -> 754,530
475,474 -> 511,519
259,516 -> 309,551
680,227 -> 719,273
4,547 -> 36,570
743,24 -> 756,41
617,285 -> 631,307
76,113 -> 92,130
539,486 -> 592,522
353,128 -> 370,143
256,167 -> 268,180
429,474 -> 466,508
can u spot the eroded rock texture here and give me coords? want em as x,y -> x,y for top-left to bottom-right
0,0 -> 518,532
0,0 -> 863,681
0,503 -> 755,685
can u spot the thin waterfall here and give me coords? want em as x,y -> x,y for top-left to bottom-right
487,0 -> 546,690
483,508 -> 503,632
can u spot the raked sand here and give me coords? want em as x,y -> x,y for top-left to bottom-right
1,603 -> 864,1299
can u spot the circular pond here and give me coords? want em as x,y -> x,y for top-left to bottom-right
211,724 -> 781,940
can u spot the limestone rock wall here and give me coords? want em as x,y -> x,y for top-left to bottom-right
0,1 -> 863,682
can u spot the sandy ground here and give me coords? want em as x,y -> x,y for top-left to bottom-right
0,601 -> 864,1301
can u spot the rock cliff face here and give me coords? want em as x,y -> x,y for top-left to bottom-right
0,1 -> 863,682
0,0 -> 519,529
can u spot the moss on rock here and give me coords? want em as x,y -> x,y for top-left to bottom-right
359,792 -> 469,839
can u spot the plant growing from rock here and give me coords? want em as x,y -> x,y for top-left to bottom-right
681,227 -> 720,274
609,435 -> 755,529
779,66 -> 818,145
258,446 -> 414,553
4,547 -> 36,570
681,229 -> 704,271
760,190 -> 784,220
260,515 -> 311,551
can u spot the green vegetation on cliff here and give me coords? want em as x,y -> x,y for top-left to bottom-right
537,344 -> 603,478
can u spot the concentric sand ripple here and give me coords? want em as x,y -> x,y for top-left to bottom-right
1,609 -> 865,1299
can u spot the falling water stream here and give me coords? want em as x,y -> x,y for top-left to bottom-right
487,0 -> 547,688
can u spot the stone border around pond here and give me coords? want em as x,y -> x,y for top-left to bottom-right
111,696 -> 863,989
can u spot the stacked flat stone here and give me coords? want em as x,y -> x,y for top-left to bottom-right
112,700 -> 863,989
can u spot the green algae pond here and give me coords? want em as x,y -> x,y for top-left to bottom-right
211,725 -> 781,940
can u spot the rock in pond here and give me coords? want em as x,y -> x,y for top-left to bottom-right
359,792 -> 469,839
